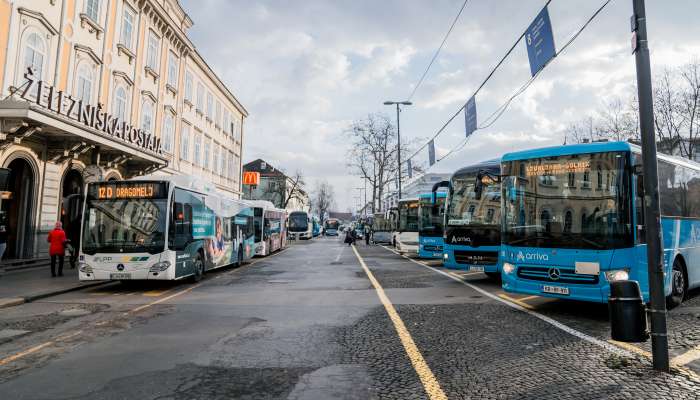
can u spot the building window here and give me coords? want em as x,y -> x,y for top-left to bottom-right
146,31 -> 160,70
141,100 -> 154,132
120,5 -> 135,49
564,210 -> 573,234
540,210 -> 551,233
213,145 -> 220,175
22,32 -> 46,93
223,110 -> 230,135
167,52 -> 178,87
597,166 -> 603,189
196,82 -> 204,111
180,124 -> 190,161
222,151 -> 228,178
184,71 -> 193,101
193,133 -> 201,166
583,170 -> 591,188
85,0 -> 100,22
203,139 -> 211,170
76,63 -> 94,103
206,92 -> 213,120
162,113 -> 174,153
215,101 -> 222,127
567,172 -> 575,188
113,85 -> 128,122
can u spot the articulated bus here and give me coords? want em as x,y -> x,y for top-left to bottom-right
418,192 -> 446,259
443,159 -> 502,277
288,211 -> 313,240
395,198 -> 420,255
372,212 -> 394,244
249,200 -> 287,256
501,141 -> 700,307
324,218 -> 340,236
78,176 -> 255,282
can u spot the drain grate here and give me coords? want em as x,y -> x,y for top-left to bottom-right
330,261 -> 343,265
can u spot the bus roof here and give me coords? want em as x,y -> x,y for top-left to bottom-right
501,141 -> 633,162
398,197 -> 418,203
418,192 -> 447,199
452,158 -> 501,177
245,199 -> 278,210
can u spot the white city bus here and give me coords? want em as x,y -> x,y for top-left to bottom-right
78,176 -> 255,281
248,200 -> 288,256
288,211 -> 313,240
395,197 -> 419,255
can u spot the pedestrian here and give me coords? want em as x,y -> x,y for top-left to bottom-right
47,221 -> 67,277
364,224 -> 371,245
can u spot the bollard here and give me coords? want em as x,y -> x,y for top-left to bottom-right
608,280 -> 648,343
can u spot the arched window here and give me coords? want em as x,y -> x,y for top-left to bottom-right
23,32 -> 46,96
113,86 -> 128,122
141,100 -> 153,132
564,210 -> 573,234
162,114 -> 174,153
567,172 -> 575,188
540,210 -> 551,233
485,208 -> 495,223
467,204 -> 476,217
581,211 -> 588,232
76,64 -> 94,103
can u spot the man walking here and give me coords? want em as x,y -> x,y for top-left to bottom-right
47,221 -> 67,277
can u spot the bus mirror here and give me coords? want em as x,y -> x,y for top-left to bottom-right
633,164 -> 643,175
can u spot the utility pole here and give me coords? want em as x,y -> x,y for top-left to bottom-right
383,101 -> 412,199
632,0 -> 669,372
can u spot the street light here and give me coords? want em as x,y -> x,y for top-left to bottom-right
383,100 -> 412,199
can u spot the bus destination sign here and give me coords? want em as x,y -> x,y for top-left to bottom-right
91,182 -> 168,200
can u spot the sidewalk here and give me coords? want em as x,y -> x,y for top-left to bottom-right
0,264 -> 108,308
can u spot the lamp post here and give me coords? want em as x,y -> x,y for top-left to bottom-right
383,101 -> 412,199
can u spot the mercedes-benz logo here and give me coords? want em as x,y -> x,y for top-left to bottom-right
548,267 -> 561,281
117,264 -> 125,271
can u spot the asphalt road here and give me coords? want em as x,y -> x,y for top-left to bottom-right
0,237 -> 698,399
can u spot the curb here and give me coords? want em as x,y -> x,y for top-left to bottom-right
0,281 -> 112,309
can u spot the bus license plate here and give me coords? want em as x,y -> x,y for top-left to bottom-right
542,285 -> 569,295
470,266 -> 485,272
110,273 -> 131,280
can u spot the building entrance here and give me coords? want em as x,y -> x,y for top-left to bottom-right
61,169 -> 84,251
3,158 -> 35,259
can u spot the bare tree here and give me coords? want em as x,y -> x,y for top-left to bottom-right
563,116 -> 602,144
678,59 -> 700,159
653,68 -> 686,155
598,96 -> 639,142
264,169 -> 306,209
311,180 -> 335,224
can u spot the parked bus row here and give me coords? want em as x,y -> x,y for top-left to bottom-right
385,141 -> 700,307
77,176 -> 290,283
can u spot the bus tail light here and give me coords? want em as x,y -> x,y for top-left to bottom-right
149,261 -> 171,272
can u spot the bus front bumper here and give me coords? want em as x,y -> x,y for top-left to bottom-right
501,269 -> 607,303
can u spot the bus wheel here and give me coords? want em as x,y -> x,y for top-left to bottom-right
192,253 -> 204,283
667,258 -> 687,309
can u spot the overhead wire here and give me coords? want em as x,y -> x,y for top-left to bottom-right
405,0 -> 612,171
407,0 -> 471,102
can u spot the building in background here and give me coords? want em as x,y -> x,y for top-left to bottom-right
242,159 -> 309,212
0,0 -> 247,259
381,173 -> 450,211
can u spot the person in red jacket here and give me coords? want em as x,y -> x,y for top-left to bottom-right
47,221 -> 67,277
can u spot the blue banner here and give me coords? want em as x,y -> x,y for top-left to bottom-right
465,96 -> 477,137
428,140 -> 436,166
525,6 -> 556,76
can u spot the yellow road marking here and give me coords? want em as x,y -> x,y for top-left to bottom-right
142,289 -> 171,297
519,295 -> 539,302
351,245 -> 447,400
607,339 -> 652,358
498,293 -> 535,310
672,344 -> 700,367
0,342 -> 54,366
126,284 -> 201,314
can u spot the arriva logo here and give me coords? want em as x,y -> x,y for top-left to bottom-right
451,236 -> 472,244
516,251 -> 549,262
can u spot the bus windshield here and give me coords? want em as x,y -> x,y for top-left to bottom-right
419,197 -> 445,237
502,151 -> 632,250
81,182 -> 169,254
447,172 -> 500,227
373,215 -> 392,232
288,213 -> 308,231
398,201 -> 419,232
325,220 -> 339,230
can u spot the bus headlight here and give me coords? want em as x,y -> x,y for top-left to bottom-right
503,262 -> 515,275
78,263 -> 92,273
605,269 -> 629,282
149,261 -> 171,272
443,253 -> 449,261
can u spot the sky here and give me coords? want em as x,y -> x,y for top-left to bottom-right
180,0 -> 700,211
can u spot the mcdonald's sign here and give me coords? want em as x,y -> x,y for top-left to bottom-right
242,171 -> 260,185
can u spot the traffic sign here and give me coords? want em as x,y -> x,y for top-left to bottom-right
465,96 -> 477,137
525,6 -> 556,76
428,140 -> 436,166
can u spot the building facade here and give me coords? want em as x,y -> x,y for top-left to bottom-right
0,0 -> 247,259
242,159 -> 309,212
381,173 -> 451,211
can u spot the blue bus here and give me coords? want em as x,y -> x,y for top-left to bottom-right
418,192 -> 447,259
312,215 -> 321,237
500,141 -> 700,307
442,159 -> 502,278
324,218 -> 340,236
